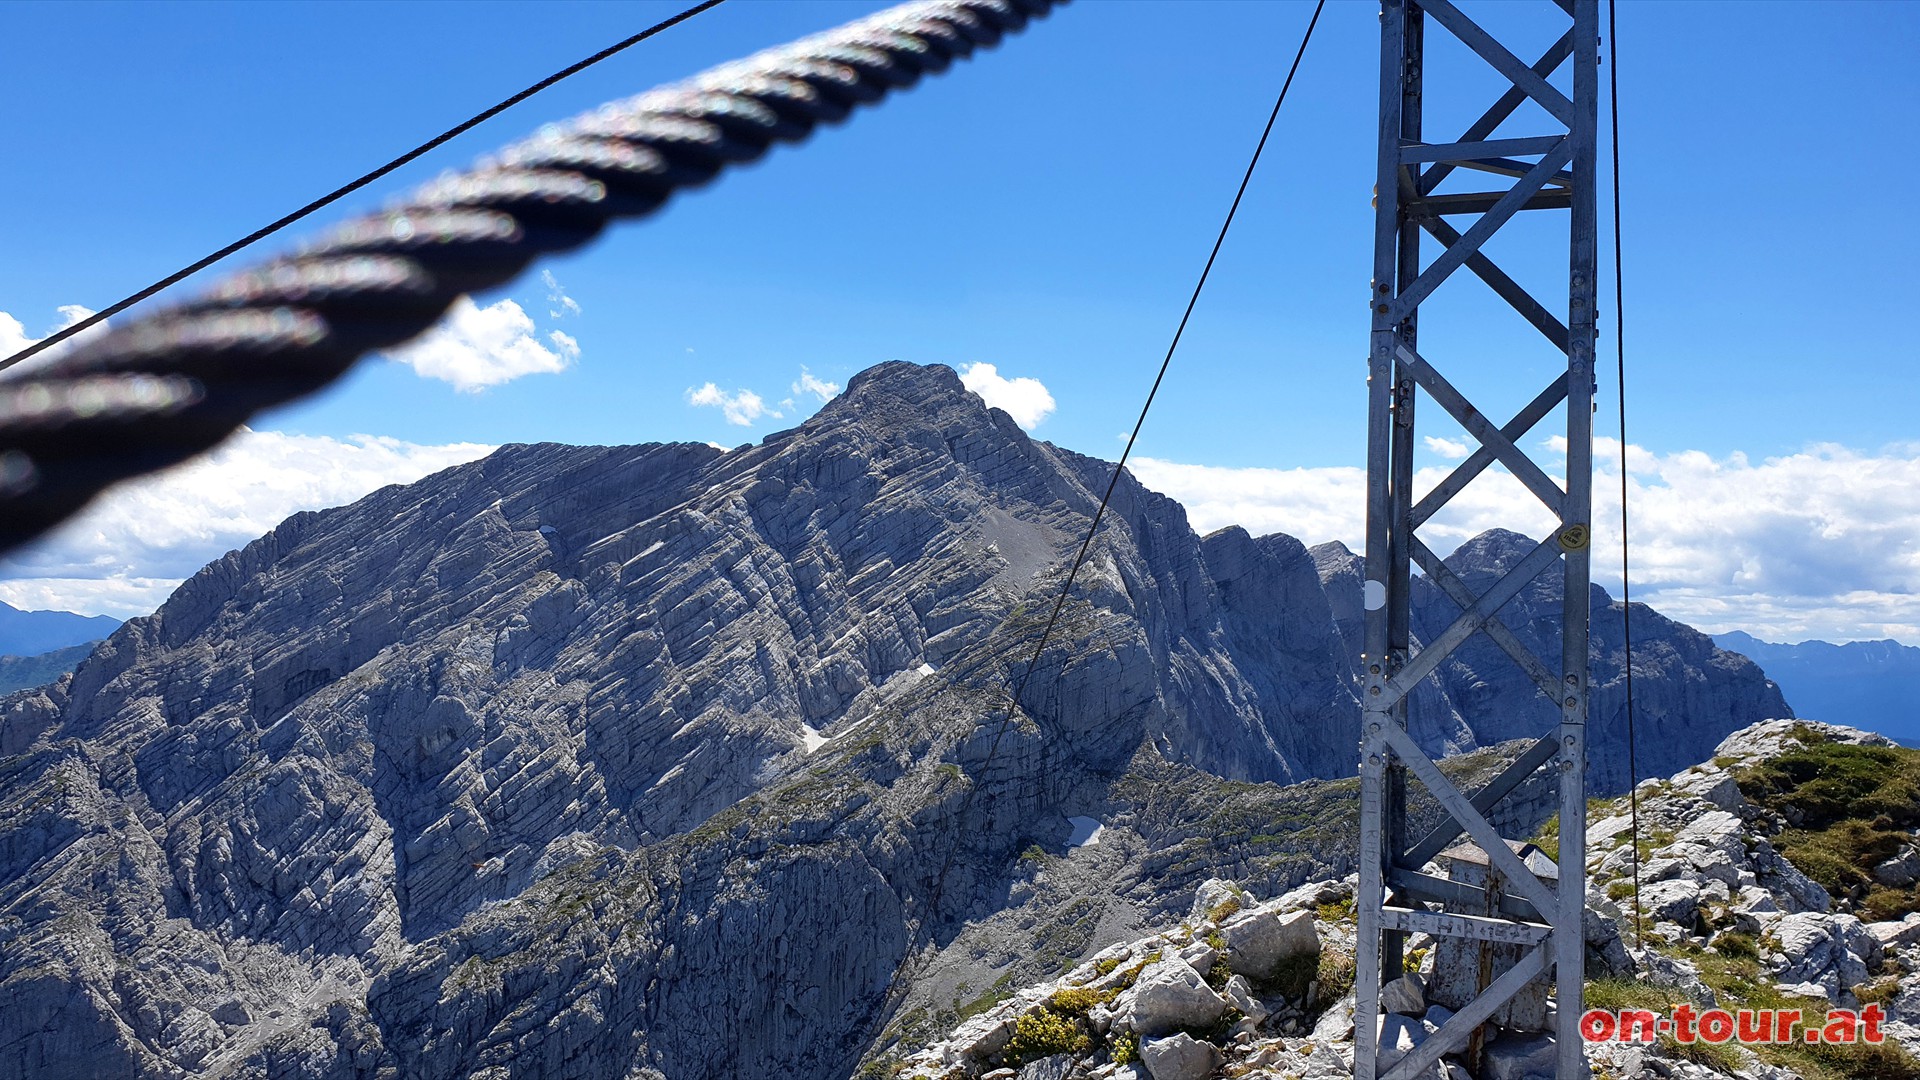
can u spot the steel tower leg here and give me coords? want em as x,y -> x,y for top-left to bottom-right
1352,3 -> 1599,1079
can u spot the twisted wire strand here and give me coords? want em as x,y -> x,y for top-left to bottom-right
0,0 -> 729,379
0,0 -> 1061,554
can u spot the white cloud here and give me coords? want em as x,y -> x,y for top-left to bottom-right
541,269 -> 581,319
1130,456 -> 1552,559
687,383 -> 779,426
959,362 -> 1055,430
1132,440 -> 1920,645
1423,435 -> 1470,459
387,295 -> 576,392
0,429 -> 494,618
687,368 -> 842,428
793,367 -> 840,403
0,304 -> 110,377
1130,458 -> 1370,552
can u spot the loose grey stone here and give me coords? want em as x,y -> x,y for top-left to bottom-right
1113,962 -> 1226,1038
1138,1033 -> 1218,1080
1221,906 -> 1318,981
1379,973 -> 1426,1017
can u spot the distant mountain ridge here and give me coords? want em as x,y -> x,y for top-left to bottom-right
0,643 -> 98,696
1715,630 -> 1920,744
0,361 -> 1789,1080
0,600 -> 118,658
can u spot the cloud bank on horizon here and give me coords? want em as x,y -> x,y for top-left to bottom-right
0,428 -> 494,618
0,360 -> 1908,647
1132,437 -> 1920,645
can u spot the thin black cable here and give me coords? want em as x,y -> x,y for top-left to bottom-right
1004,0 -> 1327,718
869,0 -> 1326,1057
1607,0 -> 1642,951
0,0 -> 726,375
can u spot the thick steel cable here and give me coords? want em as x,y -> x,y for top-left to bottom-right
0,0 -> 1061,554
1607,0 -> 1644,952
0,0 -> 727,377
858,1 -> 1325,1067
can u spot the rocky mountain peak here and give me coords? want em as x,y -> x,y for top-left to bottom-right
840,358 -> 971,406
0,360 -> 1791,1080
1441,526 -> 1541,582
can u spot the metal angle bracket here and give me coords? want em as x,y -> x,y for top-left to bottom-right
1351,2 -> 1600,1079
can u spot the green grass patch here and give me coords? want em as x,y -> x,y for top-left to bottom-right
954,972 -> 1017,1022
1736,731 -> 1920,918
1712,930 -> 1758,960
1316,896 -> 1355,923
1313,947 -> 1355,1014
1531,813 -> 1561,862
1206,957 -> 1232,991
1047,986 -> 1118,1015
1665,1035 -> 1743,1073
1584,976 -> 1675,1012
1001,1009 -> 1091,1064
1673,938 -> 1920,1079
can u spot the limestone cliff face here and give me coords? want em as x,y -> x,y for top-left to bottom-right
0,362 -> 1784,1079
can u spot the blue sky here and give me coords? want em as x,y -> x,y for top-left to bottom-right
2,0 -> 1917,646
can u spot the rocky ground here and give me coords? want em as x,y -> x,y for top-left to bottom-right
879,720 -> 1920,1080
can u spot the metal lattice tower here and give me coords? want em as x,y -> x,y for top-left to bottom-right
1352,1 -> 1599,1078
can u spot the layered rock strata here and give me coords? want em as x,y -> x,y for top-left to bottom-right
0,362 -> 1789,1079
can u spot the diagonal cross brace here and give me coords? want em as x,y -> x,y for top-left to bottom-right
1402,732 -> 1562,870
1421,30 -> 1575,194
1389,140 -> 1573,320
1398,345 -> 1565,517
1379,533 -> 1564,705
1443,157 -> 1575,188
1414,213 -> 1571,351
1420,0 -> 1575,125
1410,374 -> 1567,528
1379,942 -> 1552,1080
1411,535 -> 1562,703
1381,723 -> 1561,917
